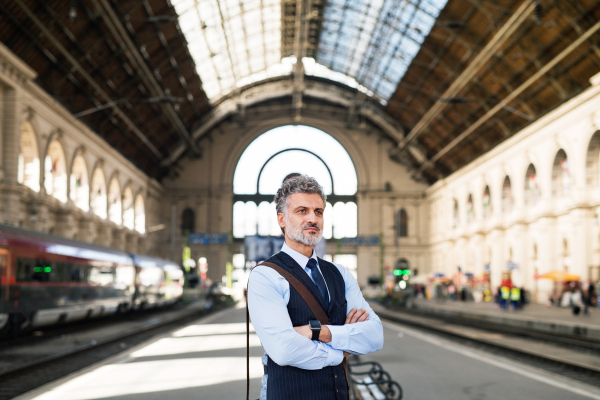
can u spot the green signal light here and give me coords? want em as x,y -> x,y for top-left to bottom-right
44,267 -> 52,273
405,270 -> 411,276
393,270 -> 401,276
34,267 -> 41,272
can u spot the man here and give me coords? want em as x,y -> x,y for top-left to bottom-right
248,175 -> 384,400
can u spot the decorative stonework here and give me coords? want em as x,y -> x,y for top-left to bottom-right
0,42 -> 36,87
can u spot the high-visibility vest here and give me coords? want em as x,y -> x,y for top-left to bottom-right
510,287 -> 520,301
501,286 -> 510,299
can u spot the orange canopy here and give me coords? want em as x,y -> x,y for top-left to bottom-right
537,270 -> 580,282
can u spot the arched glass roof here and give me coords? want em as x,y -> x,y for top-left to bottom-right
172,0 -> 447,103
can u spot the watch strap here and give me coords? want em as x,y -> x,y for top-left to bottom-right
312,328 -> 319,341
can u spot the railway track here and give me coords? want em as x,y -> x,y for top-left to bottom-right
0,301 -> 230,400
374,304 -> 600,388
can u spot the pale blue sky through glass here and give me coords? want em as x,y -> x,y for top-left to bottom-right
233,125 -> 357,195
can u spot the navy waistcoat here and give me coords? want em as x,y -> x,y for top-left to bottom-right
265,251 -> 348,400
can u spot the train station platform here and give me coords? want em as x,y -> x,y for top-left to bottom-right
13,302 -> 600,400
402,298 -> 600,340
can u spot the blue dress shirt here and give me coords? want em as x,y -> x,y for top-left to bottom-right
248,242 -> 384,374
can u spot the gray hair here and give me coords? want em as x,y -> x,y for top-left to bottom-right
274,175 -> 327,215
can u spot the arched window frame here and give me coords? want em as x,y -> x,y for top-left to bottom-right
585,131 -> 600,186
134,193 -> 146,234
466,194 -> 474,223
70,154 -> 90,212
18,121 -> 40,192
90,166 -> 108,219
396,208 -> 408,238
44,139 -> 68,203
181,207 -> 195,235
122,186 -> 135,230
452,198 -> 459,228
108,177 -> 122,225
551,149 -> 571,197
524,163 -> 540,206
482,185 -> 492,219
501,175 -> 513,213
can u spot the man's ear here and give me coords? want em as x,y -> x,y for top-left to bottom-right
277,213 -> 285,229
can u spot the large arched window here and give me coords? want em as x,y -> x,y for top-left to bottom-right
70,155 -> 89,211
91,168 -> 107,219
524,163 -> 540,206
501,176 -> 513,213
482,186 -> 492,219
181,208 -> 195,235
108,178 -> 122,225
552,149 -> 571,197
44,140 -> 67,203
233,126 -> 358,239
123,187 -> 135,230
135,194 -> 146,233
396,209 -> 408,238
18,121 -> 40,192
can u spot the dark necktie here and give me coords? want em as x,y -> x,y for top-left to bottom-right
306,258 -> 329,310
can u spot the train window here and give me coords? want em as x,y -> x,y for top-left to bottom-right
69,263 -> 88,282
88,266 -> 115,286
16,258 -> 55,282
16,258 -> 94,283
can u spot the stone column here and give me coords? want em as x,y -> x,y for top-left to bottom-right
55,210 -> 77,239
0,87 -> 22,225
78,217 -> 96,243
111,228 -> 126,251
96,222 -> 113,247
125,232 -> 138,253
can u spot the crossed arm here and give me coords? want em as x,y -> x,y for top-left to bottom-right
248,265 -> 383,370
294,308 -> 370,357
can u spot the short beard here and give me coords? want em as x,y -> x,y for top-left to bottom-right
284,214 -> 323,246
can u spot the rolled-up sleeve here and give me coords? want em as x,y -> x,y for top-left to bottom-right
325,265 -> 384,355
248,266 -> 343,369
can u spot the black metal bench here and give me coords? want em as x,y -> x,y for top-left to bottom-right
347,358 -> 403,400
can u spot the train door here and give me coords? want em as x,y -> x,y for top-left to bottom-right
0,249 -> 9,302
0,249 -> 10,330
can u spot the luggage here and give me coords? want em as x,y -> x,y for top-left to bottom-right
572,305 -> 581,315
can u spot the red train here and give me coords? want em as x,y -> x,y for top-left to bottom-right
0,224 -> 183,336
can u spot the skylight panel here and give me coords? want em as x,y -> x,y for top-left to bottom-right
172,0 -> 282,101
317,0 -> 448,103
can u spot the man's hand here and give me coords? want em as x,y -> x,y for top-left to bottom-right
345,308 -> 369,324
294,324 -> 332,343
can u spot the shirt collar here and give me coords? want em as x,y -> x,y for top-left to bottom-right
281,241 -> 318,269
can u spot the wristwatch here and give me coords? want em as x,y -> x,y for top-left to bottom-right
309,320 -> 321,341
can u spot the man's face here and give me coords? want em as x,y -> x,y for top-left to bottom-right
278,192 -> 324,245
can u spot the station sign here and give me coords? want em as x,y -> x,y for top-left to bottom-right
340,235 -> 380,246
189,233 -> 229,245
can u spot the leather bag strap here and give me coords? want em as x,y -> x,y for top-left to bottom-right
260,261 -> 331,324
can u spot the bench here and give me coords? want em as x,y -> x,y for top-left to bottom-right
347,359 -> 403,400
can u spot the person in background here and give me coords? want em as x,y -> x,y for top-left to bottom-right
519,287 -> 527,309
589,282 -> 597,311
584,282 -> 596,315
572,287 -> 584,316
500,285 -> 510,310
510,286 -> 521,310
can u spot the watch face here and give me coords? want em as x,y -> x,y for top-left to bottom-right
309,320 -> 321,330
